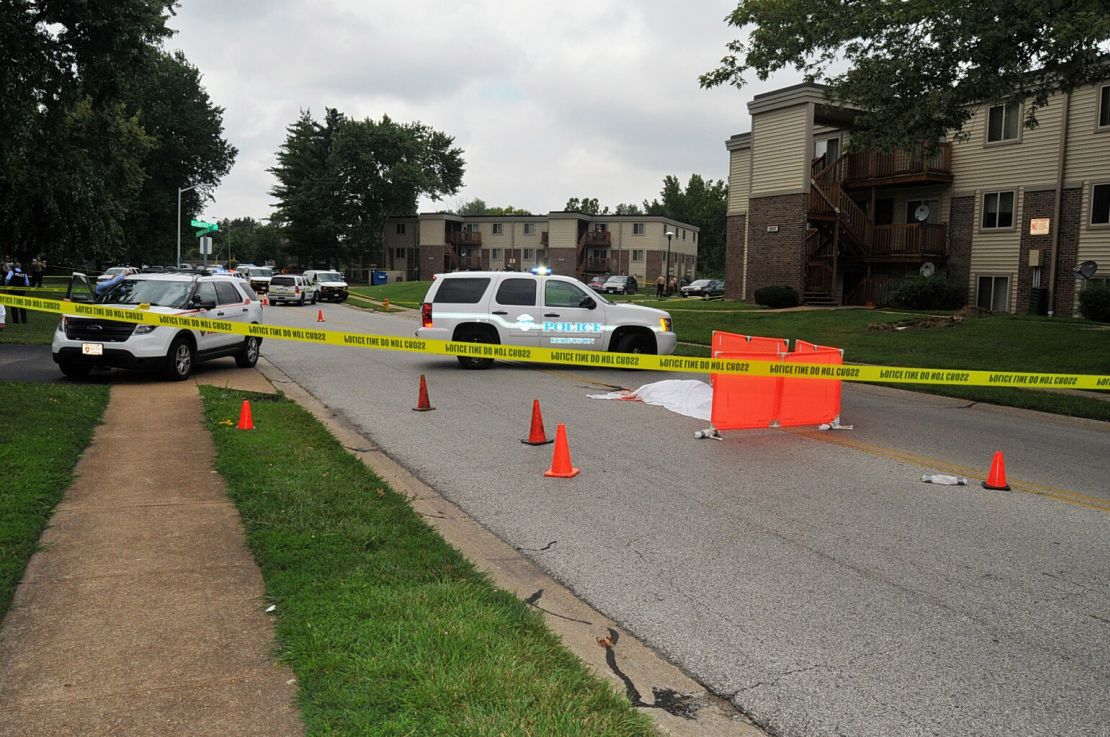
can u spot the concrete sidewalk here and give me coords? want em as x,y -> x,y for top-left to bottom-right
0,371 -> 303,736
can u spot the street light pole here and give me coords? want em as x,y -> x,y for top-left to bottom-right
177,184 -> 200,269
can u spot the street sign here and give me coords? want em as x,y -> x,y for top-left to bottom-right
191,218 -> 219,237
199,236 -> 213,255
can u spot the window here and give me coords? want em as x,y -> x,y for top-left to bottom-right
492,223 -> 503,235
681,229 -> 686,240
433,277 -> 490,304
633,223 -> 645,235
214,281 -> 241,305
523,223 -> 534,235
1099,85 -> 1110,129
1091,183 -> 1110,225
394,247 -> 406,258
906,199 -> 940,224
196,281 -> 218,306
396,223 -> 406,234
545,280 -> 589,308
590,248 -> 606,259
496,278 -> 537,306
986,102 -> 1021,142
523,248 -> 535,260
982,191 -> 1015,229
491,248 -> 502,259
631,249 -> 644,261
976,276 -> 1010,313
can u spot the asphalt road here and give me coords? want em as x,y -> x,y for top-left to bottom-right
19,301 -> 1108,737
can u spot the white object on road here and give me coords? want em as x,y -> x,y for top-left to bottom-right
921,474 -> 969,486
588,379 -> 712,421
265,604 -> 277,613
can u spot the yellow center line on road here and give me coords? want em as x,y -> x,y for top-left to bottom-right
789,429 -> 1110,513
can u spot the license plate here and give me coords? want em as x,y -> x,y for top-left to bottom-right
82,343 -> 104,356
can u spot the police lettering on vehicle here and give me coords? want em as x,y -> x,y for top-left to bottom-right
543,322 -> 603,333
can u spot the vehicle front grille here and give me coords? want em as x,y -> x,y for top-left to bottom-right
66,318 -> 135,342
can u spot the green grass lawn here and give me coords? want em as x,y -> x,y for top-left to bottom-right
201,388 -> 657,737
0,383 -> 109,620
0,313 -> 58,345
350,281 -> 431,307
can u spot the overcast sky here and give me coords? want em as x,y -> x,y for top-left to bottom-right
167,0 -> 800,221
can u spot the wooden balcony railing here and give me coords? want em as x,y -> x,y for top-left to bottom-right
870,224 -> 948,257
582,257 -> 615,273
448,230 -> 482,245
455,255 -> 483,269
584,230 -> 611,246
844,143 -> 952,183
540,232 -> 549,246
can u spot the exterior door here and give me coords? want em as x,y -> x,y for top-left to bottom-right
539,278 -> 605,349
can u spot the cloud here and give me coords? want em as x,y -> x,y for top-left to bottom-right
169,0 -> 800,220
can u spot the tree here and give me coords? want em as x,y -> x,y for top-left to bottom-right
270,110 -> 465,267
564,197 -> 606,214
700,0 -> 1110,151
644,174 -> 728,276
456,197 -> 489,216
614,203 -> 644,215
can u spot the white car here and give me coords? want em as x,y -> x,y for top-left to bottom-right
303,270 -> 349,302
267,274 -> 317,305
52,272 -> 264,380
416,271 -> 676,369
240,265 -> 274,294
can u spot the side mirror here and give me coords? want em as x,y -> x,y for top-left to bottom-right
191,295 -> 217,310
580,296 -> 597,309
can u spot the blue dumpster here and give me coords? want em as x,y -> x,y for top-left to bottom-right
371,270 -> 388,285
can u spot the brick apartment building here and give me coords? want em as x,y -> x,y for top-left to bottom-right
382,212 -> 699,285
725,81 -> 1110,314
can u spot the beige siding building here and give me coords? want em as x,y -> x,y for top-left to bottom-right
384,211 -> 699,285
725,80 -> 1110,315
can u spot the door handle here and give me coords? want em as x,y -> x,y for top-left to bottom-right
241,308 -> 249,312
544,313 -> 559,317
216,311 -> 225,316
492,310 -> 508,315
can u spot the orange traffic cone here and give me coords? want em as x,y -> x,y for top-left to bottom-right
237,400 -> 255,431
521,399 -> 555,445
544,424 -> 580,478
982,451 -> 1011,490
261,294 -> 269,306
316,308 -> 325,322
413,374 -> 435,411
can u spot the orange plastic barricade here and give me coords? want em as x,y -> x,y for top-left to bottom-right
711,351 -> 784,429
776,347 -> 843,427
711,331 -> 787,358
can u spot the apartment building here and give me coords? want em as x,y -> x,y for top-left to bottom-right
383,212 -> 699,285
725,81 -> 1110,314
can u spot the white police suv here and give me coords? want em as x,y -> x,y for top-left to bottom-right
415,271 -> 676,369
52,271 -> 264,380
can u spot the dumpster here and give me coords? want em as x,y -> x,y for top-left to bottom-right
371,270 -> 388,285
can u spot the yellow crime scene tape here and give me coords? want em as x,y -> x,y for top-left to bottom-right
3,292 -> 1109,391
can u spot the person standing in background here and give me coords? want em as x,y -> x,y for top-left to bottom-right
4,263 -> 29,323
30,256 -> 45,288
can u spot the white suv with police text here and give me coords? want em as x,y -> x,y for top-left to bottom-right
416,271 -> 676,368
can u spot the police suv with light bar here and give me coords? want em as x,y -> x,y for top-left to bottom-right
416,271 -> 676,369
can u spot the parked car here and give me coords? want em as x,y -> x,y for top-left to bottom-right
53,272 -> 263,380
587,275 -> 609,290
239,266 -> 274,293
416,271 -> 674,369
96,266 -> 140,283
601,275 -> 638,295
303,269 -> 349,302
267,274 -> 318,305
681,279 -> 725,298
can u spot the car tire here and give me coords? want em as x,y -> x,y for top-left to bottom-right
613,332 -> 654,356
455,328 -> 497,369
163,335 -> 195,381
235,336 -> 261,368
58,360 -> 91,379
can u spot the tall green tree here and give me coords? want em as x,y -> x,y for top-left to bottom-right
700,0 -> 1110,151
564,197 -> 606,214
644,174 -> 728,276
454,198 -> 531,216
270,110 -> 465,267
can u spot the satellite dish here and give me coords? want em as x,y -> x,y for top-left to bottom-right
914,204 -> 931,223
1074,260 -> 1098,280
920,261 -> 936,278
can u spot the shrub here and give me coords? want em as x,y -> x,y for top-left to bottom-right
754,285 -> 800,308
1079,282 -> 1110,322
888,277 -> 965,310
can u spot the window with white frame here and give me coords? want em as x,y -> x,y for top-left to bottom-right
986,102 -> 1021,142
395,223 -> 406,234
1099,85 -> 1110,129
1091,183 -> 1110,225
523,248 -> 535,260
631,249 -> 644,261
633,223 -> 645,235
976,275 -> 1010,312
523,223 -> 534,235
981,191 -> 1015,229
491,248 -> 502,259
492,223 -> 503,235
